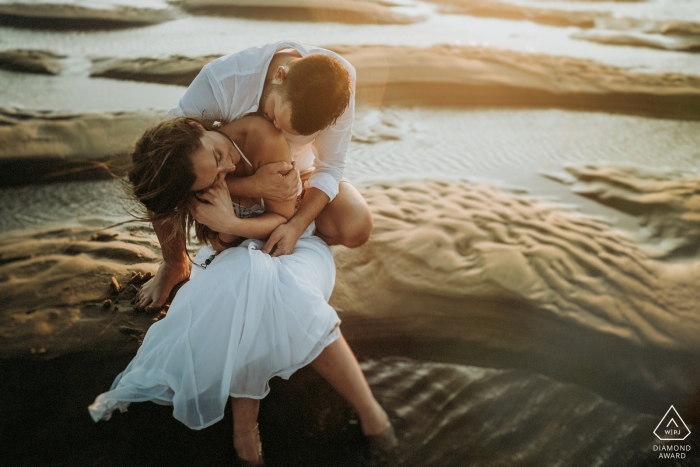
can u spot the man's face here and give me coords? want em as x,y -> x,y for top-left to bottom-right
260,85 -> 300,136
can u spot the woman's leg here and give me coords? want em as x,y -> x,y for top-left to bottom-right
231,397 -> 263,463
310,334 -> 389,436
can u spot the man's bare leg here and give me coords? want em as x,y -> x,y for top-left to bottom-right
311,334 -> 389,436
231,397 -> 263,464
135,218 -> 190,311
314,181 -> 373,248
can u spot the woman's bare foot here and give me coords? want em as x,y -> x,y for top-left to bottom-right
360,401 -> 390,436
362,404 -> 398,455
135,261 -> 190,311
233,425 -> 264,466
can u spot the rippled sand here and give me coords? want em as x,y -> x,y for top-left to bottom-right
2,179 -> 699,465
3,107 -> 699,232
2,1 -> 700,465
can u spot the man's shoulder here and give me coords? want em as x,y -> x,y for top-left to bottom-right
205,45 -> 272,78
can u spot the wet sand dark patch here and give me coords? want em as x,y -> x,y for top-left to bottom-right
596,17 -> 700,38
0,49 -> 66,75
3,355 -> 698,466
0,228 -> 161,360
573,29 -> 700,52
571,17 -> 700,52
91,55 -> 220,86
176,0 -> 421,25
425,0 -> 604,28
662,20 -> 700,37
0,3 -> 174,30
0,107 -> 162,187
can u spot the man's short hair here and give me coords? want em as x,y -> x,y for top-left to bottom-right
281,53 -> 352,136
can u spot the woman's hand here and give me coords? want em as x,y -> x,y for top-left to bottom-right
188,180 -> 237,234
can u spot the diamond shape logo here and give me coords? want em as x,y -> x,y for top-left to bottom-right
654,405 -> 691,441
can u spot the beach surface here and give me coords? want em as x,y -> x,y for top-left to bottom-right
1,0 -> 699,466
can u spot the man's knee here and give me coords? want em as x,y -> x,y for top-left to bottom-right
340,207 -> 373,248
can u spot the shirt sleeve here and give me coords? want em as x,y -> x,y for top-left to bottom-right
307,62 -> 356,201
165,65 -> 228,121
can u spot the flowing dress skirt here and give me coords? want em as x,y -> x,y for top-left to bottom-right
88,231 -> 341,430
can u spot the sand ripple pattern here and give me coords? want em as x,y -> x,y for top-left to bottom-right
0,226 -> 160,359
359,357 -> 658,467
347,109 -> 700,186
331,181 -> 700,352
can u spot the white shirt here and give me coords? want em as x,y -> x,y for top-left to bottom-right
166,39 -> 356,202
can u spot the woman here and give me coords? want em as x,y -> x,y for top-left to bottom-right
88,115 -> 394,465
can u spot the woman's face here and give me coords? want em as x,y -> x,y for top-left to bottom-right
189,129 -> 239,192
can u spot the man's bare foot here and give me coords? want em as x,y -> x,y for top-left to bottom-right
135,262 -> 190,311
233,425 -> 264,466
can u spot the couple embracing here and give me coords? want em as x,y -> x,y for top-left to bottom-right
88,39 -> 396,465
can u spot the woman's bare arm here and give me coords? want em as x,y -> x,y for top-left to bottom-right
241,116 -> 296,219
190,117 -> 296,246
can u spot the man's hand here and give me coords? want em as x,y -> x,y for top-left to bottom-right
262,222 -> 304,257
252,161 -> 300,202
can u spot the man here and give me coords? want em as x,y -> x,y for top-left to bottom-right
135,39 -> 373,311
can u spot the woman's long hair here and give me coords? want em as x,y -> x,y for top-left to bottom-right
127,116 -> 218,247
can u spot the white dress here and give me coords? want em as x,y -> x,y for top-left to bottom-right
88,145 -> 341,430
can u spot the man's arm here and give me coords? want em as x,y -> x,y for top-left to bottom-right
226,161 -> 299,202
261,187 -> 329,256
262,57 -> 356,256
302,53 -> 356,202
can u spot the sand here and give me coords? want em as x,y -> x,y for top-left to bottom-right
3,354 -> 679,466
0,107 -> 163,187
426,0 -> 700,37
329,44 -> 700,118
3,3 -> 699,465
177,0 -> 420,25
3,43 -> 696,187
573,26 -> 700,52
2,179 -> 699,463
0,226 -> 160,360
2,180 -> 698,404
91,55 -> 220,87
425,0 -> 700,53
424,0 -> 603,28
544,165 -> 700,258
84,44 -> 700,120
0,3 -> 173,30
330,181 -> 700,350
0,49 -> 66,75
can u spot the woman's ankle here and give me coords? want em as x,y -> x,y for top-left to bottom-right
360,402 -> 389,436
233,424 -> 263,463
